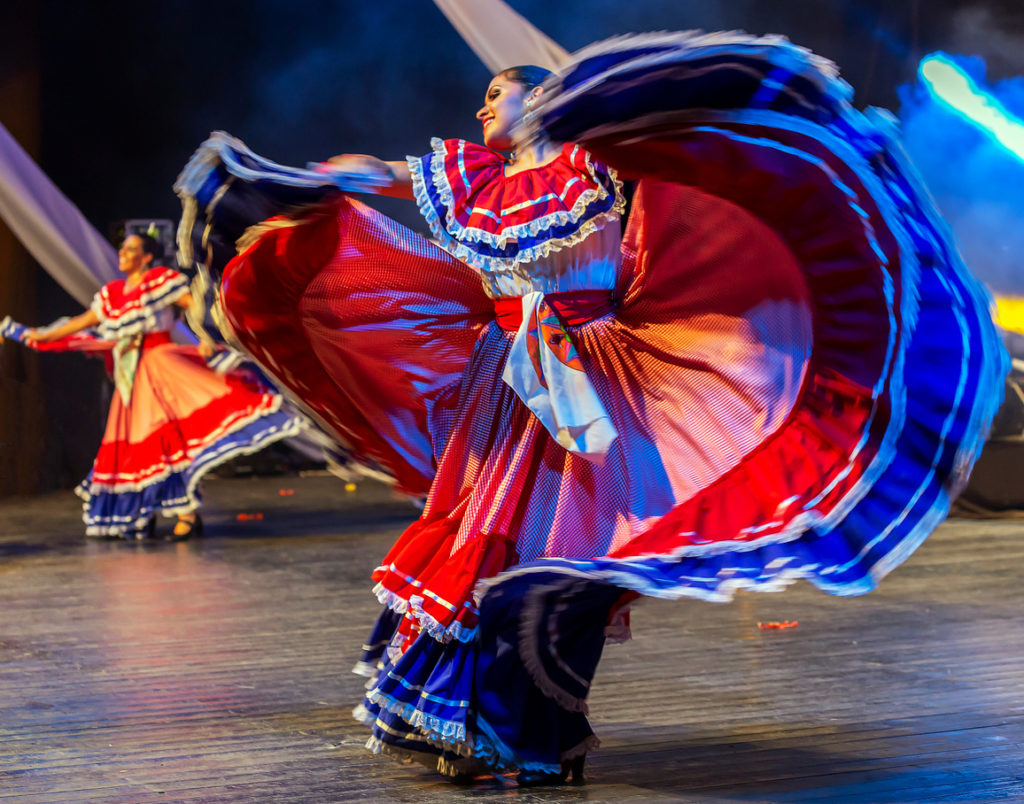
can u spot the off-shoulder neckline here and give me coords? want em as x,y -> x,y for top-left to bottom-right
502,143 -> 571,179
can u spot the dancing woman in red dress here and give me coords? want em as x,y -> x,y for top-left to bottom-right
177,32 -> 1007,783
2,233 -> 301,539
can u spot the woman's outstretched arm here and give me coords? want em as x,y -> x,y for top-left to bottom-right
325,154 -> 414,200
27,308 -> 100,343
174,292 -> 217,358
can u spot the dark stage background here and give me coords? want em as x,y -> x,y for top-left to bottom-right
1,0 -> 1023,496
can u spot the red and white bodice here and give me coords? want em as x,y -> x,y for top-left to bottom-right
90,266 -> 189,340
409,137 -> 625,298
90,267 -> 190,402
409,138 -> 627,460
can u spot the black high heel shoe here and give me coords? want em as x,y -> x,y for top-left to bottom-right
167,514 -> 202,542
516,754 -> 585,787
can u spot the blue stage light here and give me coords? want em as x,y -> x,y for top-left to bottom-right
919,54 -> 1024,162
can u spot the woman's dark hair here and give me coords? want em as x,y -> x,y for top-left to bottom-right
126,232 -> 162,262
500,64 -> 554,91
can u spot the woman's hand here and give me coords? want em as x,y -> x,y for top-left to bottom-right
25,309 -> 100,344
198,341 -> 217,360
325,154 -> 391,176
321,154 -> 414,200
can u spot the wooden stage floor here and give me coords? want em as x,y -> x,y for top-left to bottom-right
1,474 -> 1023,803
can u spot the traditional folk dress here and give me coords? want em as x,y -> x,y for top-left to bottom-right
1,266 -> 301,537
175,32 -> 1008,775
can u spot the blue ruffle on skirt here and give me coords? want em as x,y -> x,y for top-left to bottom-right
356,601 -> 601,774
78,408 -> 299,537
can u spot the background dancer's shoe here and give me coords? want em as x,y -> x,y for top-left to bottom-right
167,514 -> 202,542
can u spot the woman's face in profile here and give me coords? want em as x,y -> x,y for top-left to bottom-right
476,74 -> 529,151
118,235 -> 151,275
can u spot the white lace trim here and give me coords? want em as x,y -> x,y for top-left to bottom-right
574,29 -> 841,81
91,270 -> 189,341
427,138 -> 624,245
409,138 -> 625,273
562,734 -> 599,763
352,703 -> 375,726
521,30 -> 849,148
514,579 -> 591,714
472,718 -> 598,774
78,400 -> 302,537
351,661 -> 380,679
365,734 -> 480,777
365,690 -> 595,775
372,582 -> 478,644
365,687 -> 468,746
364,736 -> 440,770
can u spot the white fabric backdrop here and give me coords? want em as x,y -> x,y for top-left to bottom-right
0,1 -> 565,309
432,0 -> 569,74
0,1 -> 568,470
0,122 -> 116,306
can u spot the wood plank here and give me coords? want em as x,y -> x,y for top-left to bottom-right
1,475 -> 1023,802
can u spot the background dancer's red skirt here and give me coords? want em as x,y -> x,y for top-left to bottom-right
79,333 -> 300,537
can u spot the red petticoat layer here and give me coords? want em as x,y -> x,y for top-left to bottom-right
217,113 -> 937,643
372,499 -> 517,640
220,202 -> 492,496
220,181 -> 829,638
89,343 -> 282,491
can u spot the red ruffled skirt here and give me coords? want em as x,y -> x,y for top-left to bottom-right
79,335 -> 299,536
199,33 -> 1005,773
220,174 -> 820,641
